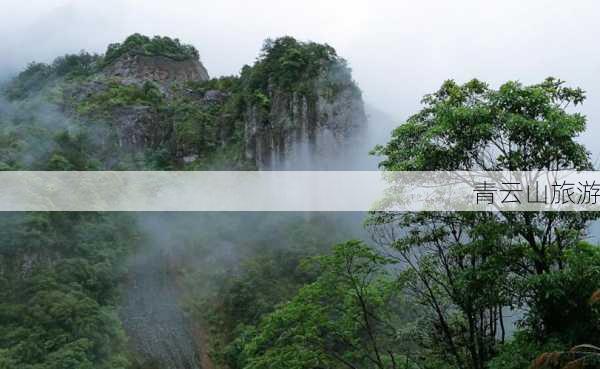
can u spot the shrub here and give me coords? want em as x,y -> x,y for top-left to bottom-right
104,33 -> 199,65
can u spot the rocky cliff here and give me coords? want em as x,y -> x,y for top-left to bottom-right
56,34 -> 367,170
244,69 -> 366,169
226,36 -> 367,169
2,34 -> 367,171
103,53 -> 209,93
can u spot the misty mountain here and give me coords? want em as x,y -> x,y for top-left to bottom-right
1,33 -> 370,171
0,33 -> 380,369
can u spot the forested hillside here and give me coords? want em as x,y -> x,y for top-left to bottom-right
0,33 -> 368,369
0,33 -> 599,369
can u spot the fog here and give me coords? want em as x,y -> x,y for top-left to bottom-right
2,4 -> 599,366
2,0 -> 600,157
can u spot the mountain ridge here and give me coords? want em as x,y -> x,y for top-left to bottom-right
2,34 -> 367,170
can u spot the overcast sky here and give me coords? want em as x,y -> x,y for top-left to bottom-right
2,0 -> 600,157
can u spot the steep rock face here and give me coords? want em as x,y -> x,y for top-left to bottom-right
104,54 -> 209,92
59,35 -> 367,170
62,80 -> 171,154
110,105 -> 166,150
121,249 -> 201,369
244,71 -> 367,169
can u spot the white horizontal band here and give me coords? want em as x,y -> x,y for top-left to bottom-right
1,171 -> 600,211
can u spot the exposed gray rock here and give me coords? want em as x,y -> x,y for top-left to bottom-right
104,54 -> 209,93
63,84 -> 170,155
120,249 -> 201,369
203,89 -> 228,103
63,49 -> 366,170
244,67 -> 367,170
110,105 -> 164,150
182,154 -> 198,163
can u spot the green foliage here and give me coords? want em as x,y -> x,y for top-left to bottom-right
368,212 -> 514,369
181,214 -> 367,368
72,76 -> 252,169
373,77 -> 589,171
0,213 -> 137,369
503,290 -> 600,369
4,62 -> 53,100
46,131 -> 103,170
185,76 -> 241,95
4,35 -> 357,170
370,78 -> 599,369
0,129 -> 20,170
0,33 -> 365,369
239,36 -> 352,108
198,246 -> 318,336
77,80 -> 164,116
11,34 -> 599,369
52,52 -> 102,78
251,37 -> 338,90
227,241 -> 414,369
522,242 -> 600,344
0,99 -> 125,170
104,33 -> 199,65
5,52 -> 101,100
487,332 -> 564,369
171,100 -> 219,155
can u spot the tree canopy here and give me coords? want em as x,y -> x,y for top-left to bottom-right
369,78 -> 600,369
104,33 -> 200,65
373,78 -> 590,171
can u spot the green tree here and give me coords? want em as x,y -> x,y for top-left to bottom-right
0,213 -> 136,369
526,289 -> 600,369
370,78 -> 600,369
229,241 -> 417,369
104,33 -> 199,65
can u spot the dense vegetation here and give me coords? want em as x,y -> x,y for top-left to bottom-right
3,34 -> 356,170
0,213 -> 138,369
104,33 -> 200,65
181,213 -> 366,368
1,32 -> 598,369
224,241 -> 414,369
0,34 -> 366,369
192,79 -> 600,369
0,91 -> 122,170
5,52 -> 101,100
241,37 -> 351,95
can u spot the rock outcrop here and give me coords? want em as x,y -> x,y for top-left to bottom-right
244,69 -> 367,170
61,35 -> 367,170
121,248 -> 201,369
103,53 -> 209,92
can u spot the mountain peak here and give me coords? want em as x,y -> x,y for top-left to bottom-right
102,33 -> 209,90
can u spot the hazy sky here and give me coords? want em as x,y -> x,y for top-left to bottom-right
2,0 -> 600,156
